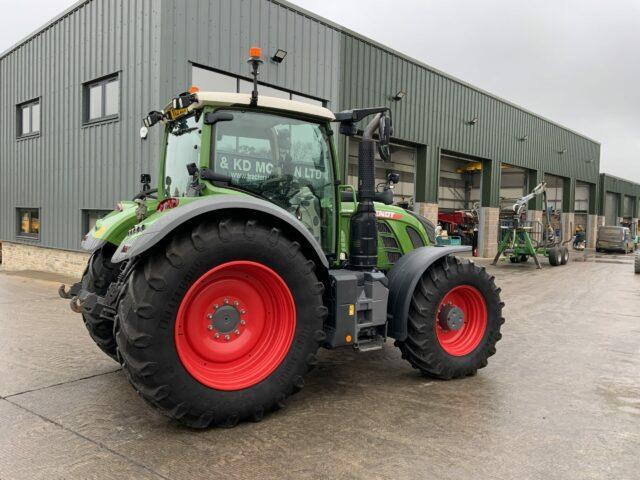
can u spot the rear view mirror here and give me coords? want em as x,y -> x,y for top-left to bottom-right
204,111 -> 234,125
377,113 -> 393,162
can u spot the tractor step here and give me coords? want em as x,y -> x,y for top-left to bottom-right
355,336 -> 385,352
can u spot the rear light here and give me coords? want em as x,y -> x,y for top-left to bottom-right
157,197 -> 180,212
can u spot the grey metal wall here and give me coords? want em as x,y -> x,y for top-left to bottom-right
338,34 -> 602,205
0,0 -> 162,251
157,0 -> 342,108
0,0 -> 619,254
599,173 -> 639,218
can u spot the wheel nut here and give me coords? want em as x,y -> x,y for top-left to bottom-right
224,298 -> 229,304
240,320 -> 246,325
213,304 -> 219,310
225,334 -> 230,341
240,309 -> 246,314
207,325 -> 213,330
234,329 -> 240,335
208,314 -> 213,319
214,333 -> 220,338
234,300 -> 239,306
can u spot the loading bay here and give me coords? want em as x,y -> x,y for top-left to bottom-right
0,252 -> 638,480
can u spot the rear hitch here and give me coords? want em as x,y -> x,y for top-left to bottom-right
59,282 -> 82,299
70,296 -> 84,313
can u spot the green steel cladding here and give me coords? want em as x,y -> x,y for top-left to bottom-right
0,0 -> 635,252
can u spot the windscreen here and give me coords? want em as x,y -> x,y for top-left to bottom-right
598,226 -> 623,241
211,110 -> 336,252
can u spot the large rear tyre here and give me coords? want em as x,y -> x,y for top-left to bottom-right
115,217 -> 326,428
396,256 -> 504,379
80,244 -> 118,360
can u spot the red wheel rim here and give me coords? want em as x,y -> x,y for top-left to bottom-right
435,285 -> 487,356
175,261 -> 296,391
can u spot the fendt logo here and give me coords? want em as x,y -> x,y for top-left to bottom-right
375,211 -> 404,220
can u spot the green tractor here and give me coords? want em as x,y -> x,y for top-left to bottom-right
60,49 -> 504,428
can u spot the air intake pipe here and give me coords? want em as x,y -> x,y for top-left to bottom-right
349,114 -> 384,269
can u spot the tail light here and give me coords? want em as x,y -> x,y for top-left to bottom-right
157,197 -> 179,212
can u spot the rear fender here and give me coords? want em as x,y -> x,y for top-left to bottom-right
387,245 -> 471,341
80,202 -> 139,252
110,195 -> 329,269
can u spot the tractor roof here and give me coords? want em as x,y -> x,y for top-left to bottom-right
194,91 -> 335,121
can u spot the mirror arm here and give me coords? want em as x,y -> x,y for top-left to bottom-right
362,113 -> 383,140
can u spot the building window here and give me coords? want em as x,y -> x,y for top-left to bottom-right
17,208 -> 40,239
84,74 -> 119,123
17,99 -> 40,137
83,209 -> 111,233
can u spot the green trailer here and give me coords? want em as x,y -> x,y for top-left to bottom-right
493,182 -> 571,269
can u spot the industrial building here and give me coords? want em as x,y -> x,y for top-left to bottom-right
1,0 -> 639,275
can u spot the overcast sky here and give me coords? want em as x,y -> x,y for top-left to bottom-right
2,0 -> 639,182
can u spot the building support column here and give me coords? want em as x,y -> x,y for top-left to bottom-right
586,215 -> 598,248
477,159 -> 501,258
561,212 -> 575,244
561,177 -> 575,244
414,145 -> 440,226
527,169 -> 544,211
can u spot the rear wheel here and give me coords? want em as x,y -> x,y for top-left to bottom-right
115,217 -> 326,428
560,246 -> 569,265
80,244 -> 118,360
397,256 -> 504,379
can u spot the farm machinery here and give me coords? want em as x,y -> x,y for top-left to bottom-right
492,182 -> 571,269
59,48 -> 504,428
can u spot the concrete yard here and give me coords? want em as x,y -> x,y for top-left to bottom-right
0,253 -> 639,480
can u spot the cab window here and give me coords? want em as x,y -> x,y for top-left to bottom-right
211,110 -> 335,252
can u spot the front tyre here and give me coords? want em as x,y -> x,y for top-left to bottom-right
115,218 -> 326,428
397,256 -> 504,379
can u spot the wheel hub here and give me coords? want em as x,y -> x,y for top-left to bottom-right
438,304 -> 465,331
210,304 -> 241,334
175,261 -> 296,391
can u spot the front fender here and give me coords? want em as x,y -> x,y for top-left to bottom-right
111,195 -> 329,269
387,245 -> 471,341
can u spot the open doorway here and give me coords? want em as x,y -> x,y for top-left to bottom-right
438,153 -> 482,245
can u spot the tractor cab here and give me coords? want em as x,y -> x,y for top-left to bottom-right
155,92 -> 339,253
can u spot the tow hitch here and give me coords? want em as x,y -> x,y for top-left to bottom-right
58,282 -> 82,300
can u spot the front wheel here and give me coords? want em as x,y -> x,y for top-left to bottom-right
115,217 -> 326,428
397,256 -> 504,379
